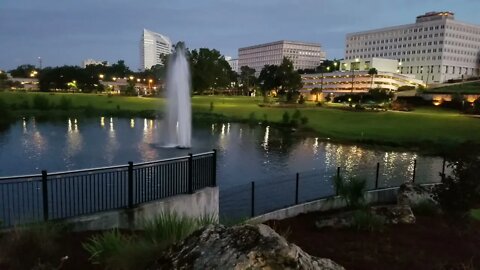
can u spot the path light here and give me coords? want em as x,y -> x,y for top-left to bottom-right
99,74 -> 104,80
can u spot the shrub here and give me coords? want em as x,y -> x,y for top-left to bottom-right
351,209 -> 385,232
209,101 -> 214,111
33,95 -> 51,110
292,109 -> 301,120
83,229 -> 129,266
143,212 -> 206,248
434,144 -> 480,221
248,112 -> 256,124
334,176 -> 367,209
316,101 -> 323,107
0,222 -> 67,269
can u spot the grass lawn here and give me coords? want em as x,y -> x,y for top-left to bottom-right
425,81 -> 480,94
1,91 -> 480,150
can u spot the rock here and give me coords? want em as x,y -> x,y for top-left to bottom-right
397,182 -> 437,206
315,212 -> 355,230
154,224 -> 345,270
370,205 -> 416,224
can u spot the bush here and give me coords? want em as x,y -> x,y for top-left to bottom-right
351,210 -> 385,232
33,95 -> 51,110
83,229 -> 129,267
248,112 -> 256,124
334,176 -> 367,209
397,85 -> 416,92
292,109 -> 301,120
316,101 -> 323,107
209,101 -> 214,112
434,144 -> 480,221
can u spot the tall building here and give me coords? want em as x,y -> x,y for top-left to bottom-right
238,40 -> 326,75
345,11 -> 480,84
225,56 -> 239,73
82,59 -> 108,68
140,29 -> 172,70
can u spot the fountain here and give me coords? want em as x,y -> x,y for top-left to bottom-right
164,45 -> 192,148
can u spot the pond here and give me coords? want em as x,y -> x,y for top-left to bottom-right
0,117 -> 445,220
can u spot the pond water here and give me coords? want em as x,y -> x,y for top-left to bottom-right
0,117 -> 444,187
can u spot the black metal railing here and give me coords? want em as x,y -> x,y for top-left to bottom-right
220,157 -> 449,220
0,150 -> 217,228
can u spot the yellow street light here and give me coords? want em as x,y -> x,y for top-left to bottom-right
129,76 -> 134,80
112,77 -> 117,81
99,74 -> 104,79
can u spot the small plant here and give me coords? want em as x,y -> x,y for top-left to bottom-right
298,95 -> 305,104
292,109 -> 301,120
351,209 -> 385,232
83,229 -> 129,266
334,176 -> 367,209
300,116 -> 309,125
142,211 -> 213,248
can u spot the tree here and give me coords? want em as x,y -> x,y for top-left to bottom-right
367,88 -> 393,103
310,87 -> 322,102
239,66 -> 256,96
190,48 -> 234,94
368,68 -> 378,89
277,58 -> 303,102
9,64 -> 37,78
38,66 -> 98,92
315,59 -> 342,73
257,64 -> 279,100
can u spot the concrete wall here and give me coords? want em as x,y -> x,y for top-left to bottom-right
67,187 -> 218,231
248,187 -> 400,224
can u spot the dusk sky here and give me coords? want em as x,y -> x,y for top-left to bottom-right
1,0 -> 479,71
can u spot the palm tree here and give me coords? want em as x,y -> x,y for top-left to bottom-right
310,87 -> 322,102
368,68 -> 378,89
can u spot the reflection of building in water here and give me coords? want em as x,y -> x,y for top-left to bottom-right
104,117 -> 118,163
139,118 -> 158,161
66,118 -> 83,158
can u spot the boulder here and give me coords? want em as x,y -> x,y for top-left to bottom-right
154,224 -> 345,270
397,182 -> 437,206
370,205 -> 416,224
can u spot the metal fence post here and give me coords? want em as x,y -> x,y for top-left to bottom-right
128,162 -> 133,208
375,162 -> 380,189
211,149 -> 217,187
41,170 -> 49,221
412,159 -> 417,183
251,181 -> 255,217
295,173 -> 299,205
441,156 -> 446,181
336,167 -> 341,196
188,153 -> 193,194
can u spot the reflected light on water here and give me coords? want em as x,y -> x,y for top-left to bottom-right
130,119 -> 135,128
312,137 -> 319,155
139,118 -> 158,161
262,126 -> 270,151
100,117 -> 105,127
66,118 -> 82,158
109,118 -> 114,133
211,124 -> 215,135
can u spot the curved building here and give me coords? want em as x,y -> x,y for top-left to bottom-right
140,29 -> 172,70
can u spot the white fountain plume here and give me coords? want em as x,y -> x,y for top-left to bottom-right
164,46 -> 192,148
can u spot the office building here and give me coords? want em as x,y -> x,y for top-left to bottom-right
140,29 -> 172,70
238,40 -> 326,75
345,11 -> 480,83
301,58 -> 425,99
226,57 -> 239,73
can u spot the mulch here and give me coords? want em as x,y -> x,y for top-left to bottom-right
266,212 -> 480,270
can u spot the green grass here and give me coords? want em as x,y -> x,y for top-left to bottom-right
425,81 -> 480,94
1,91 -> 480,150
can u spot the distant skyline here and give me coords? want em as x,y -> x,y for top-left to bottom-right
1,0 -> 479,70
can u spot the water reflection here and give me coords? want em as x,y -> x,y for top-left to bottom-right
0,118 -> 444,189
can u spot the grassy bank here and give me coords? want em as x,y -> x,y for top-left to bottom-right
425,81 -> 480,94
1,91 -> 480,151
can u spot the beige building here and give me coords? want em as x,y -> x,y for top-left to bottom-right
345,11 -> 480,83
301,58 -> 425,99
140,29 -> 172,70
238,40 -> 326,75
